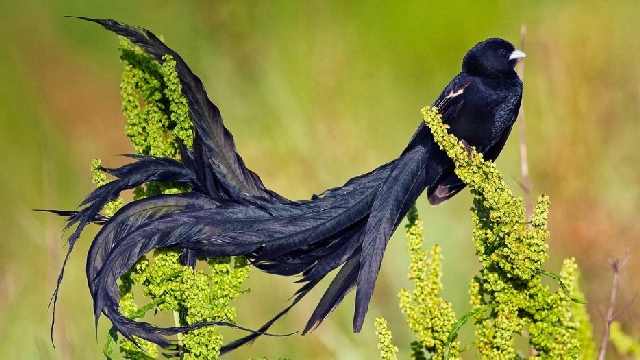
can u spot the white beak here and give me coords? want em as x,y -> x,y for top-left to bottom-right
509,49 -> 527,60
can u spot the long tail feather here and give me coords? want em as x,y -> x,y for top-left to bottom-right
354,137 -> 440,332
47,156 -> 197,343
86,193 -> 221,297
103,298 -> 293,348
73,17 -> 285,202
303,254 -> 361,334
219,280 -> 316,355
34,209 -> 109,224
84,158 -> 395,347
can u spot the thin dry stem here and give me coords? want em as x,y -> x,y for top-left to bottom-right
516,24 -> 533,219
598,254 -> 630,360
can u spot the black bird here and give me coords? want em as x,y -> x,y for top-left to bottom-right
45,18 -> 524,354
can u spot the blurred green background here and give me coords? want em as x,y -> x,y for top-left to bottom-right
1,1 -> 639,359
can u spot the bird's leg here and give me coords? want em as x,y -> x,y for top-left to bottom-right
164,341 -> 185,358
460,139 -> 475,158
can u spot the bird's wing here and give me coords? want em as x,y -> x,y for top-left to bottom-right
427,75 -> 522,205
76,17 -> 285,202
424,73 -> 472,205
483,124 -> 514,161
482,87 -> 522,159
433,73 -> 472,122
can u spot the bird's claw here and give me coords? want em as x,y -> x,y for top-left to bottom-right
461,139 -> 475,157
163,342 -> 185,358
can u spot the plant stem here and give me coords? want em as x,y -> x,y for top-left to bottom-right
173,310 -> 184,347
516,24 -> 533,219
598,255 -> 630,360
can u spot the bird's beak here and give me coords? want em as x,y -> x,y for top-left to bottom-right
509,49 -> 527,61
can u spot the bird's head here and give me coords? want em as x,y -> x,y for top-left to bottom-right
462,38 -> 525,78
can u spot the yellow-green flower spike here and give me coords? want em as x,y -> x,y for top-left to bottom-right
398,205 -> 460,359
610,322 -> 640,359
421,106 -> 594,359
375,317 -> 399,360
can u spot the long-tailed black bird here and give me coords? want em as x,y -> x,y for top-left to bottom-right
45,18 -> 525,354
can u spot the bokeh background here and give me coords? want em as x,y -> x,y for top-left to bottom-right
1,1 -> 639,359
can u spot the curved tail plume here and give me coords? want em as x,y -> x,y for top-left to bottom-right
45,17 -> 453,354
45,155 -> 198,343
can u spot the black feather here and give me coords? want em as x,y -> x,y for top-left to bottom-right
354,143 -> 438,332
303,254 -> 360,334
